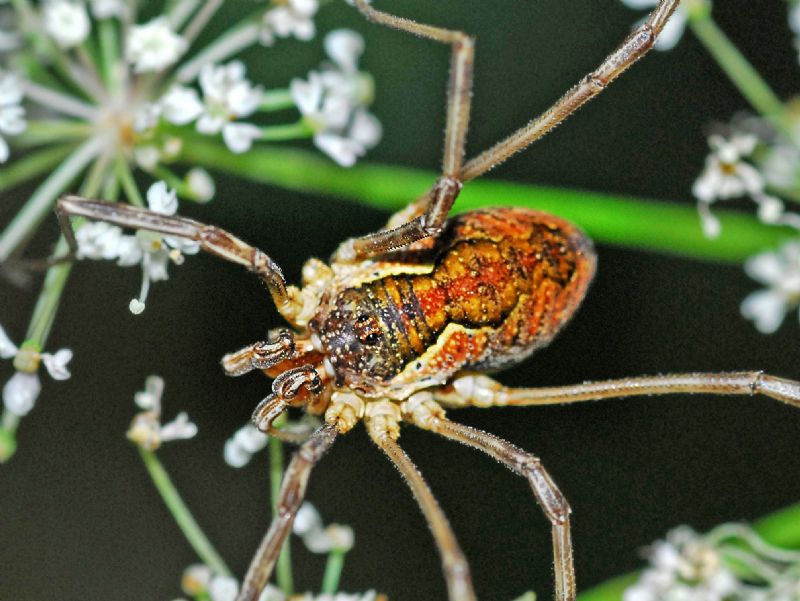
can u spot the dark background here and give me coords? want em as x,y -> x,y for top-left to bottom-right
2,1 -> 800,600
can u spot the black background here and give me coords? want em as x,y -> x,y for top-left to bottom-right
2,1 -> 800,600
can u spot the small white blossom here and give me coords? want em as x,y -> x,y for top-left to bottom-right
623,527 -> 741,601
740,241 -> 800,334
127,375 -> 197,450
160,85 -> 204,126
260,0 -> 318,46
187,61 -> 263,154
42,0 -> 91,49
692,134 -> 765,238
0,325 -> 73,417
224,423 -> 268,468
619,0 -> 687,51
75,181 -> 199,313
186,167 -> 216,202
291,30 -> 381,166
126,17 -> 187,73
293,502 -> 355,554
0,70 -> 26,163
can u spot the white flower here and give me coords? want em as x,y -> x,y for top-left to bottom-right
293,502 -> 355,554
75,182 -> 199,313
0,70 -> 26,163
186,168 -> 216,202
224,423 -> 268,468
188,61 -> 263,154
740,241 -> 800,334
291,30 -> 381,166
160,85 -> 204,126
42,0 -> 90,49
623,527 -> 742,601
692,134 -> 765,238
126,17 -> 187,73
0,324 -> 73,417
619,0 -> 687,51
127,375 -> 197,450
260,0 -> 318,46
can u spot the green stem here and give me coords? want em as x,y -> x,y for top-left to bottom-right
577,502 -> 800,601
138,447 -> 232,577
175,16 -> 261,84
98,19 -> 121,93
260,121 -> 314,142
685,4 -> 794,138
269,413 -> 294,595
16,121 -> 94,146
260,89 -> 296,112
180,141 -> 795,263
0,136 -> 102,262
320,549 -> 347,594
0,144 -> 76,191
23,241 -> 71,345
116,155 -> 146,207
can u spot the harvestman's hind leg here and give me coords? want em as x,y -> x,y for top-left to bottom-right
403,397 -> 575,601
365,401 -> 477,601
341,0 -> 682,261
236,424 -> 338,601
433,372 -> 800,409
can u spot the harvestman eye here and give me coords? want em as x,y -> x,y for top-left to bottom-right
52,2 -> 800,601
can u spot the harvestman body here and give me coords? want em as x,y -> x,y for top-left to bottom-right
55,1 -> 800,601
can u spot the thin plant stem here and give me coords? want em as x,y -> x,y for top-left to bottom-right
0,144 -> 76,191
175,18 -> 261,83
320,549 -> 347,594
181,0 -> 223,44
23,240 -> 71,346
260,121 -> 314,142
685,3 -> 794,139
18,120 -> 94,146
269,413 -> 294,595
138,447 -> 232,577
98,19 -> 121,94
260,89 -> 295,112
0,136 -> 103,262
116,155 -> 146,206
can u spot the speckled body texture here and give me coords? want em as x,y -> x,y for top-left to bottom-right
313,208 -> 596,398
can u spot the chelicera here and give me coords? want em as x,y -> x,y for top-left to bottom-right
54,1 -> 800,601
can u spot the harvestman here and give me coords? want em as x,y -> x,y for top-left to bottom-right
54,1 -> 800,601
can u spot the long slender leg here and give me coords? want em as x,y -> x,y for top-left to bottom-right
56,196 -> 295,320
460,0 -> 680,182
403,397 -> 574,601
341,0 -> 682,261
337,1 -> 474,260
434,372 -> 800,409
365,401 -> 477,601
235,423 -> 338,601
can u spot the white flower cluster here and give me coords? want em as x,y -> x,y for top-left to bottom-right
177,563 -> 377,601
624,524 -> 800,601
261,0 -> 318,46
0,325 -> 72,417
624,527 -> 739,601
291,29 -> 382,167
294,502 -> 355,554
740,241 -> 800,334
0,69 -> 26,163
76,181 -> 199,314
224,414 -> 319,467
618,0 -> 689,51
141,61 -> 264,155
126,375 -> 197,450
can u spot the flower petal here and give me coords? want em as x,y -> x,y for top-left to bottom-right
3,372 -> 41,417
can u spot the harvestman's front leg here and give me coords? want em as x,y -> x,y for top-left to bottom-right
236,424 -> 338,601
403,397 -> 575,601
56,196 -> 295,320
365,401 -> 477,601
